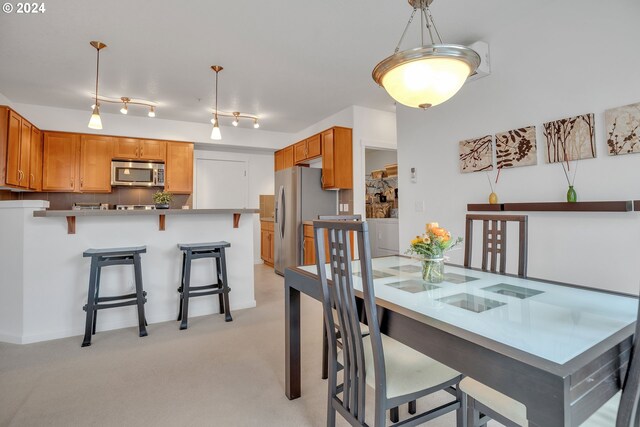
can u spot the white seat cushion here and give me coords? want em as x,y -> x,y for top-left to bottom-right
339,334 -> 459,399
459,377 -> 528,427
579,392 -> 620,426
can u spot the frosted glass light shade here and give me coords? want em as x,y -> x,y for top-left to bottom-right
88,107 -> 102,129
373,44 -> 480,109
211,123 -> 222,140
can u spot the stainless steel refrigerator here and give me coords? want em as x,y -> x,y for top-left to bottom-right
274,166 -> 338,275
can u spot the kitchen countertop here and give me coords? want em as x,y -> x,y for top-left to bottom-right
33,208 -> 259,217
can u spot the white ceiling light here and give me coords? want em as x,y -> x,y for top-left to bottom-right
372,0 -> 480,109
88,41 -> 106,129
148,106 -> 156,117
120,97 -> 129,114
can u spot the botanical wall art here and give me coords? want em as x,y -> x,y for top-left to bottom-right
459,135 -> 493,173
495,126 -> 537,169
605,102 -> 640,156
543,113 -> 596,163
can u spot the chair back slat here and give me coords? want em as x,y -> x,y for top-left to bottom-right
314,220 -> 385,425
616,297 -> 640,427
465,214 -> 528,277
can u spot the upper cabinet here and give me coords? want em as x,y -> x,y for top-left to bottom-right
114,138 -> 165,161
79,135 -> 113,193
165,141 -> 193,194
28,127 -> 42,191
0,107 -> 38,189
273,127 -> 352,189
322,127 -> 352,189
294,133 -> 322,164
42,132 -> 80,192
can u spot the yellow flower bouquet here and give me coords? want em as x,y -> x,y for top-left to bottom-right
406,222 -> 463,283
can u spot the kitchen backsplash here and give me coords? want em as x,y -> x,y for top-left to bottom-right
10,187 -> 192,210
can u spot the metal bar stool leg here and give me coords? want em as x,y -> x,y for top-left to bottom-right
180,250 -> 192,330
82,256 -> 99,347
177,252 -> 186,321
133,253 -> 148,337
219,248 -> 233,322
91,264 -> 102,335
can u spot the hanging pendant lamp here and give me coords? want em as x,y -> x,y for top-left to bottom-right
88,41 -> 106,129
210,65 -> 223,140
372,0 -> 480,109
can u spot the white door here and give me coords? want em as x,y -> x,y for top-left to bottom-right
195,159 -> 248,208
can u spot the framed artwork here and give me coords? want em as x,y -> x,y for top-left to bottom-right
459,135 -> 493,173
495,126 -> 537,169
605,102 -> 640,155
543,113 -> 596,163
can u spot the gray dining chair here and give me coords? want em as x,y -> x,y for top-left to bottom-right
460,293 -> 640,427
464,214 -> 528,277
313,219 -> 464,426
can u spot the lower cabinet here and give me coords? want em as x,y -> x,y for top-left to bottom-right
302,223 -> 354,266
261,220 -> 274,267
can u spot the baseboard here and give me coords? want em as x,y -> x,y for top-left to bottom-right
16,300 -> 258,344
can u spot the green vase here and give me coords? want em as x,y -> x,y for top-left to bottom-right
566,186 -> 577,203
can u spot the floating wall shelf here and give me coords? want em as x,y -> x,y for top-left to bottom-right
467,201 -> 635,213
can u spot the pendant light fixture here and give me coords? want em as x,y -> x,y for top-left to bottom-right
210,65 -> 223,140
372,0 -> 480,109
88,41 -> 106,129
120,97 -> 129,114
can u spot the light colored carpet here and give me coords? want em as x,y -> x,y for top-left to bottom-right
0,265 -> 500,426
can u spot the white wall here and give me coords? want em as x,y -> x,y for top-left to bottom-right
12,103 -> 292,150
397,0 -> 640,293
291,106 -> 354,141
194,148 -> 274,263
365,149 -> 397,175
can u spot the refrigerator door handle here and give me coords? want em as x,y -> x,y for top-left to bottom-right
279,185 -> 286,239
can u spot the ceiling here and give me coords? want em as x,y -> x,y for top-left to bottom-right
0,0 -> 548,133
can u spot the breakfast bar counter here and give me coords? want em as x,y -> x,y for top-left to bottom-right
0,200 -> 259,344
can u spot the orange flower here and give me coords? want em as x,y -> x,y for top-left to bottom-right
426,222 -> 439,232
432,227 -> 447,237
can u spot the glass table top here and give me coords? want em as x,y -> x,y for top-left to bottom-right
299,256 -> 637,364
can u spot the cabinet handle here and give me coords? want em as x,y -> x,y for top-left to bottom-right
30,173 -> 35,183
80,178 -> 84,187
140,148 -> 143,157
70,178 -> 74,188
135,147 -> 139,157
17,170 -> 22,182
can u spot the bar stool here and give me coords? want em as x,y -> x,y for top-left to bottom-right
177,241 -> 232,330
81,246 -> 148,347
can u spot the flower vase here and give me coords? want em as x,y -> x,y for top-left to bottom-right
566,186 -> 577,203
422,257 -> 445,284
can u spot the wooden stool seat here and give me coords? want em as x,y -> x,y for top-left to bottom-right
177,241 -> 232,329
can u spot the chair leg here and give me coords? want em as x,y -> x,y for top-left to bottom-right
408,400 -> 416,415
390,406 -> 399,423
456,385 -> 467,427
219,249 -> 233,322
180,251 -> 192,330
467,396 -> 483,427
216,255 -> 224,314
133,253 -> 148,338
91,265 -> 101,335
321,317 -> 329,380
82,256 -> 99,347
177,252 -> 186,321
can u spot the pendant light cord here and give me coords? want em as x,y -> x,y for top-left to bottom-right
214,70 -> 219,122
394,1 -> 444,52
95,48 -> 100,107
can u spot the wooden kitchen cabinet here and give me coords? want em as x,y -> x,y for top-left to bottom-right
294,133 -> 322,165
321,127 -> 352,189
42,132 -> 80,192
283,146 -> 294,169
28,127 -> 42,190
165,141 -> 193,194
79,135 -> 113,192
114,138 -> 165,161
260,220 -> 274,266
302,223 -> 354,265
1,108 -> 33,189
274,149 -> 284,171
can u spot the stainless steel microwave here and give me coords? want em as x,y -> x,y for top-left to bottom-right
111,161 -> 165,187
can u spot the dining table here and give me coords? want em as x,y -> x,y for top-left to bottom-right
283,255 -> 638,427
